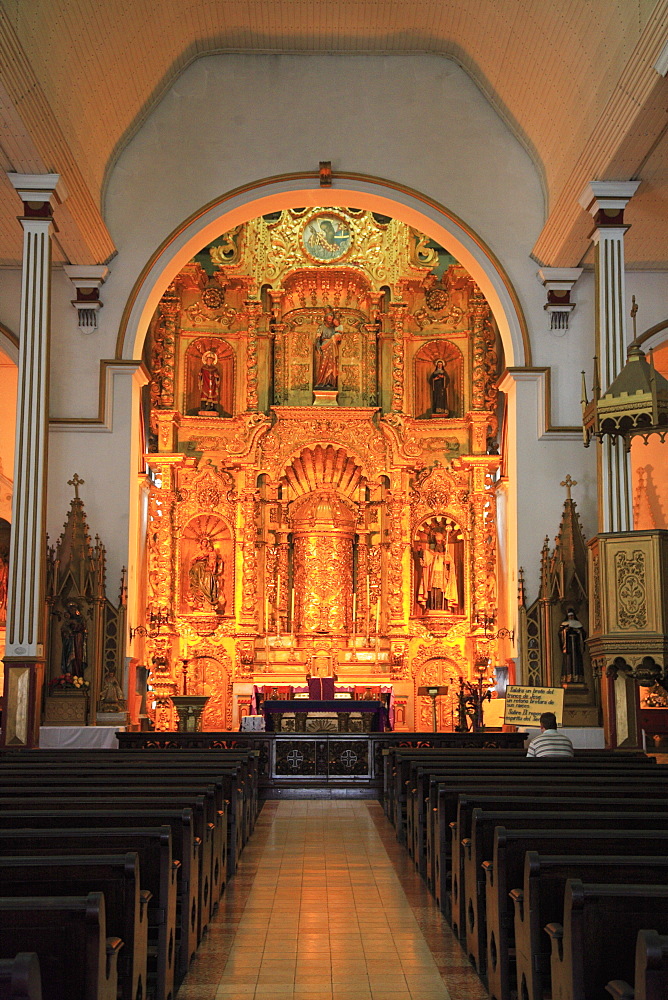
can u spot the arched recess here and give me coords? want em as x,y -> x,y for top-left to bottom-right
118,173 -> 529,660
413,649 -> 467,732
117,174 -> 529,367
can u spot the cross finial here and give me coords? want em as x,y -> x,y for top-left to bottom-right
631,294 -> 638,340
68,473 -> 85,499
560,474 -> 577,500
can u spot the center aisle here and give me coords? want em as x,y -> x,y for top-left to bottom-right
178,800 -> 490,1000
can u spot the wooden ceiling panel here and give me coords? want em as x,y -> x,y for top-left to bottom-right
0,0 -> 664,267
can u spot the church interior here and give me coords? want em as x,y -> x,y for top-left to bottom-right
1,2 -> 668,999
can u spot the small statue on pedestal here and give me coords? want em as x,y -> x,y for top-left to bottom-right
198,351 -> 221,412
428,358 -> 450,416
559,608 -> 587,684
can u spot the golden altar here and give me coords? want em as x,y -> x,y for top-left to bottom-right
137,206 -> 509,733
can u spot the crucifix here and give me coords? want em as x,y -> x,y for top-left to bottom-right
560,474 -> 577,500
68,473 -> 85,499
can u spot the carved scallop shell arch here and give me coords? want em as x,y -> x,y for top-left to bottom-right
282,445 -> 365,500
259,412 -> 388,481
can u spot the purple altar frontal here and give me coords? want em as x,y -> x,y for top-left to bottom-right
262,699 -> 386,733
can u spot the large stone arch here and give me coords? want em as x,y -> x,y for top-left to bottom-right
116,174 -> 530,368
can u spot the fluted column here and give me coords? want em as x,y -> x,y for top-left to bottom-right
2,173 -> 66,747
579,181 -> 640,533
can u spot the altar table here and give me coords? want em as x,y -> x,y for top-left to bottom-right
261,699 -> 386,733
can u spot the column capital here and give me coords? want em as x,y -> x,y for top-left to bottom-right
63,265 -> 110,333
578,180 -> 641,221
8,172 -> 67,217
537,267 -> 583,332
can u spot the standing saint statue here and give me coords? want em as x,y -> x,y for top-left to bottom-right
417,529 -> 459,611
198,350 -> 221,411
189,535 -> 225,612
429,358 -> 450,416
559,608 -> 587,683
60,601 -> 88,677
314,307 -> 344,389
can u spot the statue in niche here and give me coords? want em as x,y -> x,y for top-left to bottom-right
198,350 -> 221,412
314,306 -> 344,389
559,608 -> 587,684
417,528 -> 459,611
60,601 -> 88,677
189,535 -> 225,613
99,667 -> 126,712
428,359 -> 450,416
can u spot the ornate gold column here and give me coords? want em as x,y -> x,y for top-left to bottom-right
244,299 -> 261,412
239,488 -> 260,627
2,173 -> 66,748
389,302 -> 407,413
292,494 -> 355,635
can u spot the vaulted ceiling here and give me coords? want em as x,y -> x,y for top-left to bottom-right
0,0 -> 667,268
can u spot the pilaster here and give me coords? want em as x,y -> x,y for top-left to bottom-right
2,172 -> 66,747
579,180 -> 640,533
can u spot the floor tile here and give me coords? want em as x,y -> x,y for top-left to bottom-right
179,799 -> 487,999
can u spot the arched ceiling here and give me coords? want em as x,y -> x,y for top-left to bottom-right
0,0 -> 667,268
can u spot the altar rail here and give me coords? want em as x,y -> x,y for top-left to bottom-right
116,731 -> 527,798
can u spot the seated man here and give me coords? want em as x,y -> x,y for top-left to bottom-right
526,711 -> 574,758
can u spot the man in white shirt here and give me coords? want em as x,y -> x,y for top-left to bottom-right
526,711 -> 574,758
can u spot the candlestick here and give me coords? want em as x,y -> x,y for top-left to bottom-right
366,577 -> 371,642
352,593 -> 357,635
276,573 -> 281,637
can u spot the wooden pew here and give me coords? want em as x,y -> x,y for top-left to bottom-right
3,752 -> 257,875
421,764 -> 661,886
0,827 -> 176,1000
385,748 -> 651,839
410,756 -> 657,869
0,790 -> 211,947
0,807 -> 198,983
0,854 -> 150,1000
0,953 -> 42,1000
463,809 -> 668,978
512,848 -> 668,1000
0,775 -> 223,917
546,881 -> 668,1000
449,791 -> 668,934
607,930 -> 668,1000
0,893 -> 122,1000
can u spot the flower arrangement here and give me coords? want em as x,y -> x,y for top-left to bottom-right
49,673 -> 90,691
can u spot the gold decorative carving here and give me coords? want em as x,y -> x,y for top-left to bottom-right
615,550 -> 647,629
236,640 -> 255,680
292,493 -> 355,634
149,286 -> 179,409
390,302 -> 407,413
240,490 -> 260,624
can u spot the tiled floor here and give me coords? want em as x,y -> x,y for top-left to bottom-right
178,800 -> 490,1000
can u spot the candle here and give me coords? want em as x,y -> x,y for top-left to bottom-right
276,573 -> 281,637
352,593 -> 357,634
376,599 -> 380,633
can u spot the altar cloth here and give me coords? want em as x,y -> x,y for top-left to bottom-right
261,699 -> 386,732
39,726 -> 124,748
